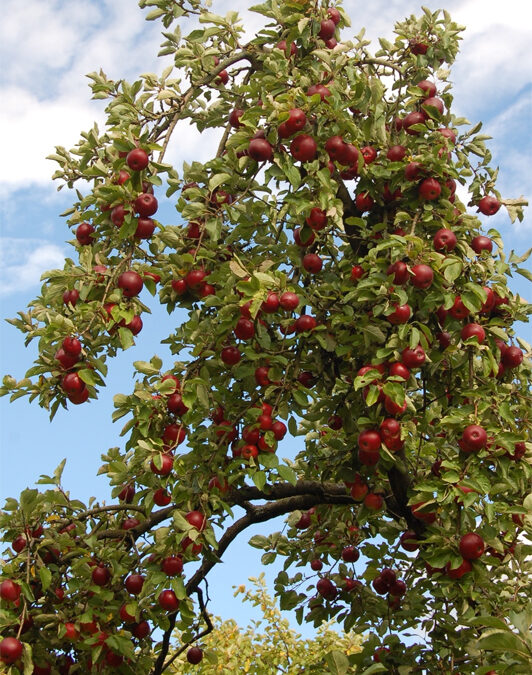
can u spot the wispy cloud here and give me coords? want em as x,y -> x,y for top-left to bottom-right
0,239 -> 66,296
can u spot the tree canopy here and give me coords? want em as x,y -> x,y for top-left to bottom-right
1,1 -> 531,673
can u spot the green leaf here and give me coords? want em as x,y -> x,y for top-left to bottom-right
78,368 -> 99,386
208,173 -> 231,191
39,566 -> 52,592
277,464 -> 297,485
249,534 -> 269,549
325,649 -> 350,674
252,471 -> 267,491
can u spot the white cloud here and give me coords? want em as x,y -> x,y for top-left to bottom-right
1,0 -> 530,199
0,239 -> 66,296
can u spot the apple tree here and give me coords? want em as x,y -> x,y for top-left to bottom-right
1,0 -> 531,673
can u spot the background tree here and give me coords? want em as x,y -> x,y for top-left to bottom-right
169,574 -> 361,673
1,1 -> 531,674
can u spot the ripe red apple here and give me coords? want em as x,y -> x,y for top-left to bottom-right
118,270 -> 143,298
461,424 -> 487,452
295,315 -> 316,332
261,291 -> 279,313
118,484 -> 135,503
126,148 -> 149,171
419,177 -> 441,200
400,530 -> 419,552
229,108 -> 243,127
401,345 -> 426,369
111,204 -> 127,227
61,372 -> 85,395
471,235 -> 493,254
75,222 -> 95,245
55,345 -> 80,368
341,545 -> 360,563
404,161 -> 422,181
386,145 -> 406,161
186,510 -> 207,531
91,565 -> 110,587
150,453 -> 174,476
158,589 -> 179,612
433,228 -> 457,252
318,18 -> 336,40
389,579 -> 407,596
134,192 -> 158,217
478,195 -> 500,216
271,420 -> 287,440
358,429 -> 381,452
355,192 -> 374,212
290,134 -> 317,162
279,291 -> 300,311
402,110 -> 427,135
0,579 -> 21,602
387,304 -> 412,324
350,265 -> 364,281
248,138 -> 273,162
380,417 -> 401,439
364,493 -> 384,511
461,323 -> 485,344
234,318 -> 255,341
125,574 -> 144,595
221,346 -> 241,366
0,637 -> 23,665
161,555 -> 183,576
325,135 -> 345,161
306,83 -> 331,100
302,253 -> 323,273
361,146 -> 377,164
306,207 -> 327,230
276,40 -> 297,57
502,346 -> 523,368
389,362 -> 410,380
163,423 -> 186,447
135,217 -> 156,239
293,227 -> 315,247
62,289 -> 79,306
449,296 -> 469,320
459,532 -> 485,560
416,79 -> 437,97
387,261 -> 409,285
285,108 -> 307,134
187,647 -> 204,665
410,264 -> 434,289
422,96 -> 444,114
316,577 -> 337,600
446,558 -> 472,579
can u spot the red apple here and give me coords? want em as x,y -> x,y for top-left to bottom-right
158,589 -> 179,611
302,253 -> 323,273
134,193 -> 158,217
126,148 -> 149,171
248,138 -> 273,162
433,228 -> 457,252
419,177 -> 441,200
118,270 -> 143,298
75,222 -> 95,245
471,235 -> 493,254
461,323 -> 485,344
461,424 -> 487,452
290,134 -> 317,162
306,207 -> 327,230
459,532 -> 485,560
410,264 -> 434,289
0,637 -> 23,665
187,647 -> 204,665
478,196 -> 500,216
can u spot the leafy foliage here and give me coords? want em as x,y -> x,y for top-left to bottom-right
1,1 -> 531,673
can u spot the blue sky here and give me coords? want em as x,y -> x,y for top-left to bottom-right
1,0 -> 531,635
